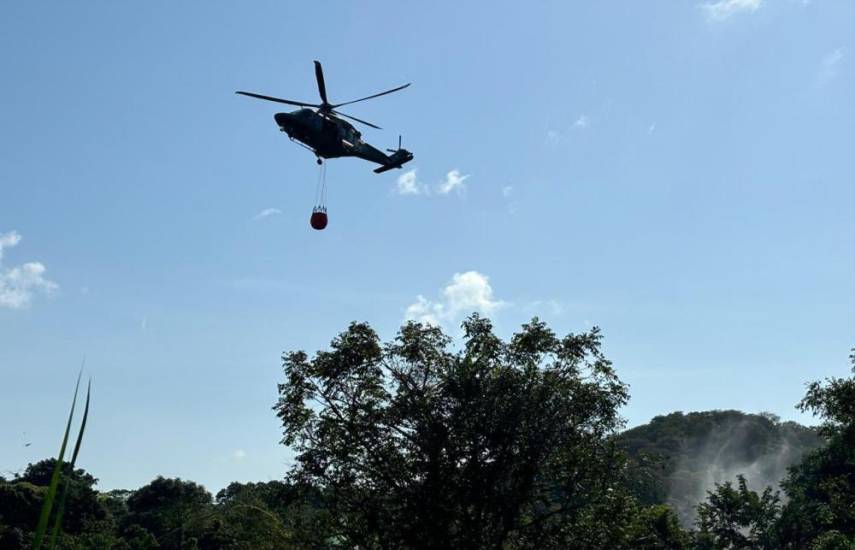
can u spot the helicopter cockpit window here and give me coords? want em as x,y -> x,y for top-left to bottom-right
341,126 -> 359,143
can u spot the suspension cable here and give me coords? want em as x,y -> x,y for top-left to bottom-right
313,162 -> 326,208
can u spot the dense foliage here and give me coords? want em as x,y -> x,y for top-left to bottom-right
274,316 -> 632,548
0,320 -> 851,549
620,409 -> 822,525
775,353 -> 855,548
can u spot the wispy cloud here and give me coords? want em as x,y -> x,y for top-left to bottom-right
547,116 -> 591,144
701,0 -> 762,21
0,231 -> 23,262
396,169 -> 425,195
405,271 -> 505,327
437,170 -> 469,195
524,300 -> 565,316
395,169 -> 470,197
817,48 -> 844,87
545,129 -> 564,146
252,208 -> 282,221
501,185 -> 518,214
0,231 -> 58,309
233,449 -> 247,461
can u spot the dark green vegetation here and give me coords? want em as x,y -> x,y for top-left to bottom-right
620,409 -> 823,526
1,318 -> 851,549
0,467 -> 322,549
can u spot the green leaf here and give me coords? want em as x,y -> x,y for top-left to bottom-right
48,378 -> 91,549
33,369 -> 83,550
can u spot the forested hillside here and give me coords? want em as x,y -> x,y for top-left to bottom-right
0,412 -> 837,549
619,410 -> 823,525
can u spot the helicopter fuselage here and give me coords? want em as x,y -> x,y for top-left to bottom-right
274,109 -> 412,172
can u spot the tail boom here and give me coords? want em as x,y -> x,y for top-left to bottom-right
373,149 -> 414,173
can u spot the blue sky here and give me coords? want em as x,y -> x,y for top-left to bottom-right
1,1 -> 853,492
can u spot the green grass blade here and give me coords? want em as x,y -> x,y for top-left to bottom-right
48,378 -> 91,549
33,369 -> 83,550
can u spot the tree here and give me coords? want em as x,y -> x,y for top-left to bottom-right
215,481 -> 334,547
797,351 -> 855,438
0,526 -> 25,550
775,351 -> 855,548
694,475 -> 780,549
125,477 -> 212,550
274,315 -> 631,548
0,481 -> 45,532
101,489 -> 134,528
121,524 -> 161,549
625,504 -> 690,549
3,460 -> 107,536
16,460 -> 98,489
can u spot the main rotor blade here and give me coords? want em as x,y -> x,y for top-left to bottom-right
333,110 -> 382,130
235,91 -> 318,108
314,60 -> 329,105
332,83 -> 411,108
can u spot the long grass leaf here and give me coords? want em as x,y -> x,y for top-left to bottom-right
48,378 -> 91,549
33,369 -> 83,550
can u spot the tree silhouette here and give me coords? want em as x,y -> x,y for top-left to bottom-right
274,315 -> 632,548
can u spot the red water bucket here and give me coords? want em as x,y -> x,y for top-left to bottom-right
310,209 -> 328,230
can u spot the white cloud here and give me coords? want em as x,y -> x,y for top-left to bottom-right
0,231 -> 58,309
818,49 -> 844,87
252,208 -> 282,221
141,316 -> 148,330
395,169 -> 470,197
437,170 -> 469,195
702,0 -> 762,21
573,115 -> 589,129
441,272 -> 503,315
648,123 -> 657,134
396,169 -> 424,195
233,449 -> 247,461
405,271 -> 504,327
501,185 -> 513,198
546,129 -> 563,145
0,231 -> 21,261
405,295 -> 441,326
823,49 -> 843,67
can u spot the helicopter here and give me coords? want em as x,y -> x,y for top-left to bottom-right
236,61 -> 413,173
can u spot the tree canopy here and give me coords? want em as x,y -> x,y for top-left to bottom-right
775,352 -> 855,548
274,315 -> 632,548
0,320 -> 850,549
